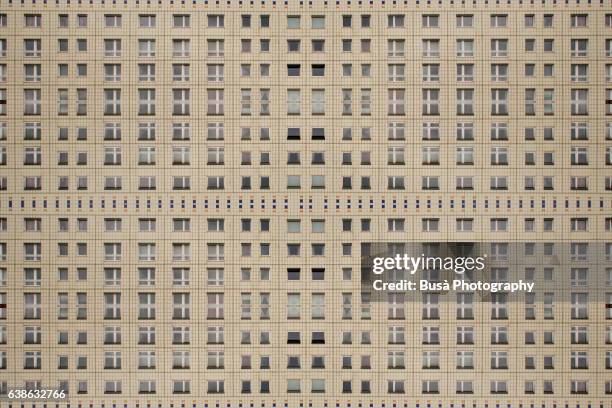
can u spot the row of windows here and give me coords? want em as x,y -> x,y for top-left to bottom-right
8,146 -> 612,166
5,324 -> 611,345
8,63 -> 612,84
8,88 -> 610,117
0,197 -> 604,210
5,349 -> 612,371
7,12 -> 612,29
8,37 -> 612,58
1,378 -> 611,396
4,325 -> 610,348
2,290 -> 609,320
4,216 -> 612,233
4,242 -> 611,262
4,265 -> 612,287
4,174 -> 612,192
5,121 -> 612,141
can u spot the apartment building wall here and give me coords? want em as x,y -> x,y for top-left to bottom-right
0,2 -> 611,405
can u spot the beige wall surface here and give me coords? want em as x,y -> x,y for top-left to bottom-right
0,1 -> 611,406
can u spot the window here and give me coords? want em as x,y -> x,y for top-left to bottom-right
457,64 -> 474,81
207,14 -> 224,28
491,39 -> 508,57
388,39 -> 405,57
24,64 -> 40,82
207,40 -> 224,57
104,14 -> 121,27
138,89 -> 155,115
104,39 -> 121,57
456,147 -> 474,165
24,14 -> 42,28
422,218 -> 439,232
422,39 -> 439,57
571,89 -> 588,115
422,89 -> 439,115
491,89 -> 508,115
571,64 -> 588,82
491,64 -> 508,81
571,39 -> 588,56
490,14 -> 507,27
104,64 -> 121,81
207,293 -> 224,319
543,38 -> 554,52
139,14 -> 156,27
207,89 -> 224,115
173,14 -> 190,28
342,15 -> 352,27
287,16 -> 300,29
138,39 -> 155,57
240,89 -> 251,115
24,89 -> 41,115
457,15 -> 473,27
422,146 -> 440,165
571,14 -> 588,27
388,89 -> 405,115
388,14 -> 405,27
388,64 -> 405,81
456,89 -> 474,115
312,89 -> 325,115
544,64 -> 554,76
104,89 -> 121,115
571,147 -> 588,165
422,14 -> 439,27
423,64 -> 440,81
456,39 -> 474,57
571,292 -> 588,319
172,39 -> 190,57
287,89 -> 301,115
311,15 -> 325,29
312,39 -> 324,52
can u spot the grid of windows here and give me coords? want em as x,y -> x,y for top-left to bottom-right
0,4 -> 612,404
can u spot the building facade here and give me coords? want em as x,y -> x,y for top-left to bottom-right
0,1 -> 612,405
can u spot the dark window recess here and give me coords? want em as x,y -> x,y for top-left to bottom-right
287,268 -> 300,280
311,128 -> 325,140
312,64 -> 325,76
312,268 -> 325,280
312,331 -> 325,344
287,331 -> 301,344
287,128 -> 301,140
287,64 -> 301,76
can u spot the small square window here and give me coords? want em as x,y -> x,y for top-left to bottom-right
76,39 -> 87,52
342,39 -> 352,52
58,268 -> 69,280
342,64 -> 352,77
58,64 -> 69,76
543,64 -> 554,76
361,64 -> 371,77
342,15 -> 352,28
59,14 -> 69,27
241,15 -> 251,28
543,39 -> 554,52
77,267 -> 87,280
361,15 -> 371,28
76,64 -> 87,76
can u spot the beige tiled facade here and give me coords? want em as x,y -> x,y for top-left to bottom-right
1,1 -> 612,406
